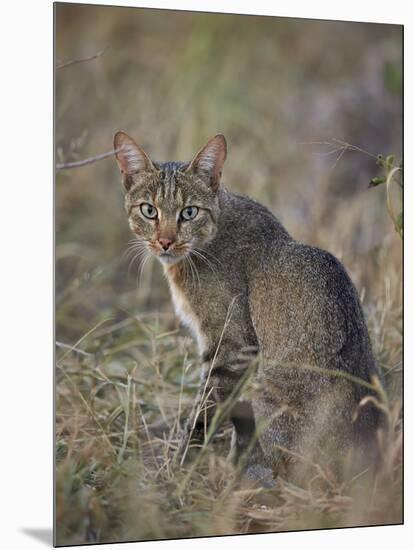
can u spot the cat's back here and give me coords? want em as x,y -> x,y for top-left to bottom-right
207,190 -> 377,376
214,189 -> 291,254
217,192 -> 369,363
220,191 -> 353,292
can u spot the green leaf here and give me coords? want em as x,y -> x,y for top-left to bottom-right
385,154 -> 395,169
369,176 -> 386,188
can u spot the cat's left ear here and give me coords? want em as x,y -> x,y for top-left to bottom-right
186,134 -> 227,191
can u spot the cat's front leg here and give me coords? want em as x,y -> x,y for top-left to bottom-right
175,344 -> 259,465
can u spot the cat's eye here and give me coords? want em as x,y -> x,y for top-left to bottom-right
181,206 -> 199,221
140,203 -> 158,219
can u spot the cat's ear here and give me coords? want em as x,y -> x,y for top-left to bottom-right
114,131 -> 155,190
187,134 -> 227,191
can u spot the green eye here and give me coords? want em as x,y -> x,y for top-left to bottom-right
140,203 -> 158,219
181,206 -> 199,221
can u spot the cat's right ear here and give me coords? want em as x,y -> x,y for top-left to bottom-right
186,134 -> 227,191
114,131 -> 155,190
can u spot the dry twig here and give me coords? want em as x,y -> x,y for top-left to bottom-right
56,47 -> 108,70
56,149 -> 119,170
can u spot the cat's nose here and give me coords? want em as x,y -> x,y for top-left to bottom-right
159,237 -> 174,251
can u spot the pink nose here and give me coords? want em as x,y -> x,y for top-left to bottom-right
159,238 -> 174,251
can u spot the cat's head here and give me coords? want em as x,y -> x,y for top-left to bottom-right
114,132 -> 226,265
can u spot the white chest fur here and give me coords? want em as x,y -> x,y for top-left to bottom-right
167,277 -> 206,354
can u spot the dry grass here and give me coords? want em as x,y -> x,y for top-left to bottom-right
55,4 -> 402,546
55,279 -> 402,545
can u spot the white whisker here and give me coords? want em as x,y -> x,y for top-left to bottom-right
187,253 -> 201,289
194,246 -> 223,267
136,251 -> 151,288
127,249 -> 147,279
190,248 -> 220,279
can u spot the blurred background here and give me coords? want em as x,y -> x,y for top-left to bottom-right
55,4 -> 402,544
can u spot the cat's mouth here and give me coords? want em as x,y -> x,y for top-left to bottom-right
158,251 -> 181,264
148,242 -> 191,264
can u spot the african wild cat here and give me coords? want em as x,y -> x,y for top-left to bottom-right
114,132 -> 383,485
